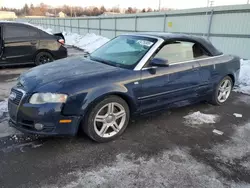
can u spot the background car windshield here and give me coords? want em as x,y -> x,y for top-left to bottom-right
90,35 -> 157,69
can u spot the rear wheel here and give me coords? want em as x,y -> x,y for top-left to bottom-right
82,96 -> 130,143
35,52 -> 54,66
211,76 -> 233,105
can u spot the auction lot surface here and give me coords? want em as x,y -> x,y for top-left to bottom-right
1,50 -> 250,187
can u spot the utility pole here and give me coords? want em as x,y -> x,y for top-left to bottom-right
210,0 -> 214,7
248,0 -> 249,4
159,0 -> 161,11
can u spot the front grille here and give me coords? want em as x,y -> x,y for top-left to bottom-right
10,89 -> 24,105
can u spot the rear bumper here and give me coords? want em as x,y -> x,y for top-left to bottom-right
52,46 -> 68,60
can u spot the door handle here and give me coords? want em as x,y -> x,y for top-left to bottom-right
192,65 -> 199,71
30,41 -> 37,45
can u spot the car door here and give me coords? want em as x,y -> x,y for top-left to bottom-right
1,24 -> 40,65
138,40 -> 202,113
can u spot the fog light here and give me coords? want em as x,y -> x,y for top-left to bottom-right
34,123 -> 44,130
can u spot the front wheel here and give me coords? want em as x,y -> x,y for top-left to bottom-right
82,96 -> 130,142
211,76 -> 233,105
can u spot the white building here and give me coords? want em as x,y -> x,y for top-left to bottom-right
58,11 -> 66,18
0,11 -> 17,19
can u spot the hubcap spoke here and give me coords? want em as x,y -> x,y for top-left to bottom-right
107,103 -> 114,114
225,87 -> 231,92
114,110 -> 126,120
218,92 -> 223,100
95,115 -> 106,123
222,80 -> 228,88
110,121 -> 120,132
219,87 -> 224,92
100,124 -> 109,136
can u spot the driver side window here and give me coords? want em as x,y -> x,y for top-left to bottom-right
154,41 -> 209,65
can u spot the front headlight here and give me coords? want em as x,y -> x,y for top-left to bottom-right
29,93 -> 68,104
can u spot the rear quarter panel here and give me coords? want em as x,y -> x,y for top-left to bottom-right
199,55 -> 240,93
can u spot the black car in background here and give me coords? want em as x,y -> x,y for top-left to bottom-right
0,21 -> 67,66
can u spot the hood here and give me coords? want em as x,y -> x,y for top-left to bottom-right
18,56 -> 119,92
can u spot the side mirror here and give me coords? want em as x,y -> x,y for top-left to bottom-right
150,58 -> 169,67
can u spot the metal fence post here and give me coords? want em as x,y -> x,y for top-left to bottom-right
78,18 -> 80,34
207,9 -> 214,40
99,17 -> 101,35
163,13 -> 167,32
135,15 -> 138,32
54,18 -> 56,32
87,19 -> 89,33
64,18 -> 66,31
114,17 -> 117,37
70,18 -> 72,32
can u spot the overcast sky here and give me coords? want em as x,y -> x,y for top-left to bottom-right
0,0 -> 249,9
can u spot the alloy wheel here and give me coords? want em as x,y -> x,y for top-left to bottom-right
217,79 -> 232,103
94,102 -> 126,138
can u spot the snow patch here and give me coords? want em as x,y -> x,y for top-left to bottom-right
212,123 -> 250,162
62,32 -> 110,53
233,113 -> 243,118
213,129 -> 224,135
184,111 -> 219,126
1,141 -> 43,153
0,99 -> 8,118
235,59 -> 250,95
45,148 -> 249,188
0,119 -> 20,138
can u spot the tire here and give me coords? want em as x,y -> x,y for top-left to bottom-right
82,95 -> 130,143
210,76 -> 233,105
35,52 -> 54,66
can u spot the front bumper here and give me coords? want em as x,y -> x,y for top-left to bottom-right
8,90 -> 81,136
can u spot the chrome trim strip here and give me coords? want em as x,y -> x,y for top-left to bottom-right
133,38 -> 165,71
138,85 -> 198,100
169,54 -> 225,66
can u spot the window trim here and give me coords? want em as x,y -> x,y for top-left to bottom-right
142,38 -> 214,69
3,24 -> 40,40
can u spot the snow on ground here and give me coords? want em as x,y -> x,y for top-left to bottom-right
62,32 -> 109,53
0,118 -> 19,138
45,147 -> 248,188
212,123 -> 250,163
0,100 -> 8,118
235,59 -> 250,95
184,111 -> 220,126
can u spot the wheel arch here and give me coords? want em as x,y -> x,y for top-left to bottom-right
76,92 -> 138,135
33,49 -> 54,62
227,73 -> 235,86
84,92 -> 137,117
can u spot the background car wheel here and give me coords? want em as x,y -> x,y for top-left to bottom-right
83,95 -> 130,143
35,52 -> 54,65
211,76 -> 233,105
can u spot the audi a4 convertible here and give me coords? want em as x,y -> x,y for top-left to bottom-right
8,33 -> 240,142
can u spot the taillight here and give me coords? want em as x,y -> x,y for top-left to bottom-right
58,39 -> 65,45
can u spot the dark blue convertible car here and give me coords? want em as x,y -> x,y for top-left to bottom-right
8,33 -> 240,142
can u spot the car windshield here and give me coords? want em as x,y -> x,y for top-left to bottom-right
90,35 -> 157,69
